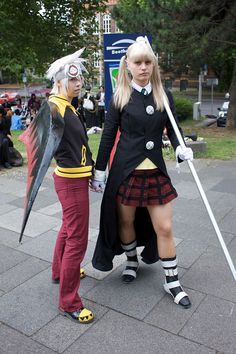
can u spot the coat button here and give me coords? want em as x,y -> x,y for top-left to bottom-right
146,105 -> 154,115
146,141 -> 154,150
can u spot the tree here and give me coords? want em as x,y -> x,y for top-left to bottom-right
0,0 -> 105,80
113,0 -> 236,128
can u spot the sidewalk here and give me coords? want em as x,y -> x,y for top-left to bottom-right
0,159 -> 236,354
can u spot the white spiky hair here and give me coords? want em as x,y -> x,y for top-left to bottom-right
46,48 -> 88,81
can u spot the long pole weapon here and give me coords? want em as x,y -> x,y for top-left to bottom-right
163,96 -> 236,282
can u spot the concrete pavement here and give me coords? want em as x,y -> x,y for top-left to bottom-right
0,159 -> 236,354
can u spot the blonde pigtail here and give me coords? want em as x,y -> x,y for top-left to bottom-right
114,55 -> 132,110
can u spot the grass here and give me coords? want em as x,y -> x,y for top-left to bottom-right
181,118 -> 236,160
11,120 -> 236,164
10,130 -> 102,162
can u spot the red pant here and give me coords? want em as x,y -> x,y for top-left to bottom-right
52,174 -> 89,312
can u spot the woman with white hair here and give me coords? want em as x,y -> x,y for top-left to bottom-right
46,50 -> 94,323
92,37 -> 193,309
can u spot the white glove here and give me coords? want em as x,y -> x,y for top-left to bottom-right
176,145 -> 193,161
91,169 -> 106,192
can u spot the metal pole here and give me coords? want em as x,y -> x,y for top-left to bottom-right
163,96 -> 236,282
211,83 -> 214,115
198,71 -> 202,117
98,13 -> 103,86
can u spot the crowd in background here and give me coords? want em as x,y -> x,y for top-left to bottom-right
0,84 -> 105,171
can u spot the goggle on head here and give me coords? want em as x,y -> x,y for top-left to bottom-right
55,63 -> 83,81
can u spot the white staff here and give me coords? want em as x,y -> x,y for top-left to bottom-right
142,34 -> 236,281
164,96 -> 236,282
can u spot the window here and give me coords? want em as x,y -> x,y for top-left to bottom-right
103,14 -> 111,33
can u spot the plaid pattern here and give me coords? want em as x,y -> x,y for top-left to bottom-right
116,168 -> 177,207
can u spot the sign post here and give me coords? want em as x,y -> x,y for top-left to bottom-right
206,78 -> 219,115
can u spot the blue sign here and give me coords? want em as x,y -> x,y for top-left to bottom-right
103,33 -> 152,109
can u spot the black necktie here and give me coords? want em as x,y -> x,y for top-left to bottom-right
141,88 -> 147,96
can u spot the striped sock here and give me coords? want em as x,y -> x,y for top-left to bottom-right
121,240 -> 139,283
161,256 -> 191,308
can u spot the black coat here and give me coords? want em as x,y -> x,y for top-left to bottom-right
92,89 -> 181,271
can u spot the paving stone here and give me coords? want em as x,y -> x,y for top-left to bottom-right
144,288 -> 206,334
175,191 -> 234,224
172,197 -> 224,231
10,188 -> 58,211
32,300 -> 108,353
86,262 -> 167,320
0,227 -> 31,248
219,208 -> 236,234
211,178 -> 236,195
180,246 -> 236,303
0,177 -> 28,198
176,239 -> 210,268
0,192 -> 18,204
0,244 -> 29,274
0,257 -> 50,292
0,324 -> 55,354
173,219 -> 235,247
0,203 -> 17,216
180,295 -> 236,354
203,190 -> 235,208
88,227 -> 99,241
0,268 -> 58,335
37,201 -> 61,216
82,239 -> 97,266
0,290 -> 4,297
89,189 -> 103,203
17,230 -> 57,262
89,199 -> 102,229
174,180 -> 200,199
84,252 -> 127,280
0,208 -> 60,238
64,310 -> 215,354
79,274 -> 100,296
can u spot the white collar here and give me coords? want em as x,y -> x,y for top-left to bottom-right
131,80 -> 152,94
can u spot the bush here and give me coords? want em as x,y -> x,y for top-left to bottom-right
173,95 -> 192,121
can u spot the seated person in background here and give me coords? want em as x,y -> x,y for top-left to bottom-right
0,105 -> 13,169
25,108 -> 37,128
15,97 -> 23,113
28,93 -> 41,111
11,109 -> 24,130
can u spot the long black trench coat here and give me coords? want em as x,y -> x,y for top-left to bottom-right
92,89 -> 181,271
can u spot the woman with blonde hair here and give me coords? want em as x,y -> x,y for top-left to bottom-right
91,37 -> 193,309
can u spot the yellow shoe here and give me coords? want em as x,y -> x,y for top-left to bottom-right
59,307 -> 94,324
80,268 -> 86,279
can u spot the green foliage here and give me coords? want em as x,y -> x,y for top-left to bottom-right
112,0 -> 236,85
0,0 -> 105,79
173,95 -> 193,121
11,127 -> 236,163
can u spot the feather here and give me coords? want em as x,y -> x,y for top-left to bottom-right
18,101 -> 65,242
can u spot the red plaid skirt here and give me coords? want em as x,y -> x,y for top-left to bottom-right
116,168 -> 177,207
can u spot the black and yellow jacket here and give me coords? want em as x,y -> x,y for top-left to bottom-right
49,94 -> 93,178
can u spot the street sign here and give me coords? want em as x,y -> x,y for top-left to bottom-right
206,78 -> 218,86
103,33 -> 152,109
